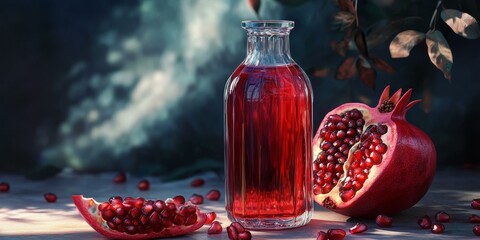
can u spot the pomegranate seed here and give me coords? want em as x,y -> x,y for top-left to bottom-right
472,199 -> 480,210
44,192 -> 57,203
417,215 -> 432,229
153,200 -> 165,212
137,179 -> 150,191
185,214 -> 197,226
226,222 -> 251,239
190,178 -> 205,187
238,231 -> 252,240
116,207 -> 126,217
226,226 -> 238,239
0,182 -> 10,192
141,204 -> 153,215
98,202 -> 110,211
113,172 -> 126,183
205,212 -> 217,224
316,231 -> 328,240
109,196 -> 123,204
469,214 -> 480,223
207,221 -> 222,234
327,228 -> 346,240
189,194 -> 203,204
231,222 -> 245,232
340,189 -> 355,202
172,195 -> 185,205
205,189 -> 221,201
376,214 -> 393,227
102,209 -> 115,221
435,211 -> 450,222
473,225 -> 480,236
374,143 -> 387,153
349,223 -> 368,234
431,223 -> 445,234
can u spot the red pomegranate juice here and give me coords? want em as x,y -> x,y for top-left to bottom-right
224,63 -> 313,229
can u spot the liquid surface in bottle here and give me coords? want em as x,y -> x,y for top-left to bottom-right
224,63 -> 313,221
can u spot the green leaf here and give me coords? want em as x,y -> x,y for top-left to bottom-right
335,57 -> 357,80
389,30 -> 426,58
426,30 -> 453,80
441,9 -> 480,39
309,67 -> 331,78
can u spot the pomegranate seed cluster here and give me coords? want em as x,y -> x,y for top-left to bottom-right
378,100 -> 395,113
314,109 -> 365,195
98,196 -> 198,234
340,124 -> 388,202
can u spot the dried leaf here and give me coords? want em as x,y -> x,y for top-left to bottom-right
309,67 -> 331,78
389,30 -> 426,58
366,17 -> 422,48
422,86 -> 432,113
372,56 -> 395,73
332,26 -> 354,57
426,30 -> 453,80
337,0 -> 356,14
334,11 -> 356,30
335,57 -> 357,80
357,94 -> 372,105
441,9 -> 480,39
331,39 -> 350,56
356,57 -> 376,89
247,0 -> 261,14
354,29 -> 369,58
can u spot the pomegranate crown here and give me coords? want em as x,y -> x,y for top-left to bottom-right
375,86 -> 421,116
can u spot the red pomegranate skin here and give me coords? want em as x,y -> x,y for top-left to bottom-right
313,86 -> 436,217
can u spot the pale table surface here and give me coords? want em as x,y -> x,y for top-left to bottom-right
0,169 -> 479,239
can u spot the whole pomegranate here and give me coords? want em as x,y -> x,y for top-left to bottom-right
312,86 -> 436,217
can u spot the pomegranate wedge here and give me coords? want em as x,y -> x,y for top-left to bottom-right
72,195 -> 206,239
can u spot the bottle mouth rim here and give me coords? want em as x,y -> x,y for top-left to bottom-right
241,20 -> 294,29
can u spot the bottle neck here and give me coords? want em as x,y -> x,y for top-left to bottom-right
244,32 -> 293,66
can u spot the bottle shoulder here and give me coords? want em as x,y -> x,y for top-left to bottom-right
225,63 -> 312,99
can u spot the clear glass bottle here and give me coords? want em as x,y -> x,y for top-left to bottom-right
224,20 -> 313,229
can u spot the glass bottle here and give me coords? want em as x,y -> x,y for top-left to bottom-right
224,20 -> 313,229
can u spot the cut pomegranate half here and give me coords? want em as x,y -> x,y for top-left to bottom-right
313,86 -> 436,217
72,195 -> 206,239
